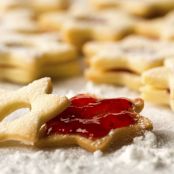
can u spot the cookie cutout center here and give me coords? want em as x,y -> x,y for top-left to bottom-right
5,42 -> 33,48
43,94 -> 138,140
75,16 -> 106,25
0,100 -> 31,122
121,47 -> 156,56
2,107 -> 30,123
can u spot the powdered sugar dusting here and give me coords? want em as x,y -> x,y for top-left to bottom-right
86,36 -> 174,64
0,77 -> 174,174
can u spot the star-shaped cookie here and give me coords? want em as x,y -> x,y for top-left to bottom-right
141,58 -> 174,110
39,10 -> 138,48
84,36 -> 174,90
37,94 -> 152,152
0,9 -> 38,33
0,77 -> 69,145
137,11 -> 174,40
0,31 -> 80,84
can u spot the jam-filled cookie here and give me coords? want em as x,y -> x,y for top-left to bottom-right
0,78 -> 69,144
37,94 -> 152,152
0,78 -> 153,152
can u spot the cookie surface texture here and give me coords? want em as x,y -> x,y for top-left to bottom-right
37,94 -> 152,152
0,78 -> 69,145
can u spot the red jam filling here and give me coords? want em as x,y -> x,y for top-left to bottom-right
44,94 -> 138,140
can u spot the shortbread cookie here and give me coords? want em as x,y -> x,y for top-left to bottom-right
91,0 -> 174,17
0,60 -> 81,84
0,78 -> 69,145
69,0 -> 96,15
0,32 -> 80,84
0,9 -> 38,33
141,58 -> 174,110
136,11 -> 174,40
85,68 -> 141,91
84,36 -> 174,90
39,10 -> 137,47
42,60 -> 82,79
37,94 -> 152,152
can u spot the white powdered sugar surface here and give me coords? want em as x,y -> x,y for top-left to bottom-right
0,77 -> 174,174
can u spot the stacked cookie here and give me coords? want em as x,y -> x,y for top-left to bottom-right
0,31 -> 80,84
84,36 -> 174,89
0,0 -> 82,84
141,58 -> 174,110
1,0 -> 174,111
39,9 -> 138,48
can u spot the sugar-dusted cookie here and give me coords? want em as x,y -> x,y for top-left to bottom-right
0,32 -> 80,84
0,9 -> 38,33
84,36 -> 174,90
141,58 -> 174,110
136,11 -> 174,40
0,78 -> 69,145
37,94 -> 152,152
69,0 -> 95,15
39,10 -> 138,47
90,0 -> 174,17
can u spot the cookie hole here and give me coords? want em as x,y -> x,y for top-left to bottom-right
2,107 -> 30,123
74,16 -> 106,24
5,42 -> 33,48
121,47 -> 156,55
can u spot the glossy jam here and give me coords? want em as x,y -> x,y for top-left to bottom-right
44,94 -> 138,139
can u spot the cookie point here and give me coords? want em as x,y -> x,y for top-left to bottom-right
132,98 -> 144,112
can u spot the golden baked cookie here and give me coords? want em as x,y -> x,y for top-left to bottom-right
39,10 -> 138,48
141,58 -> 174,110
37,94 -> 153,152
0,32 -> 80,84
137,11 -> 174,40
0,77 -> 69,145
84,36 -> 174,90
0,80 -> 152,152
0,9 -> 38,33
